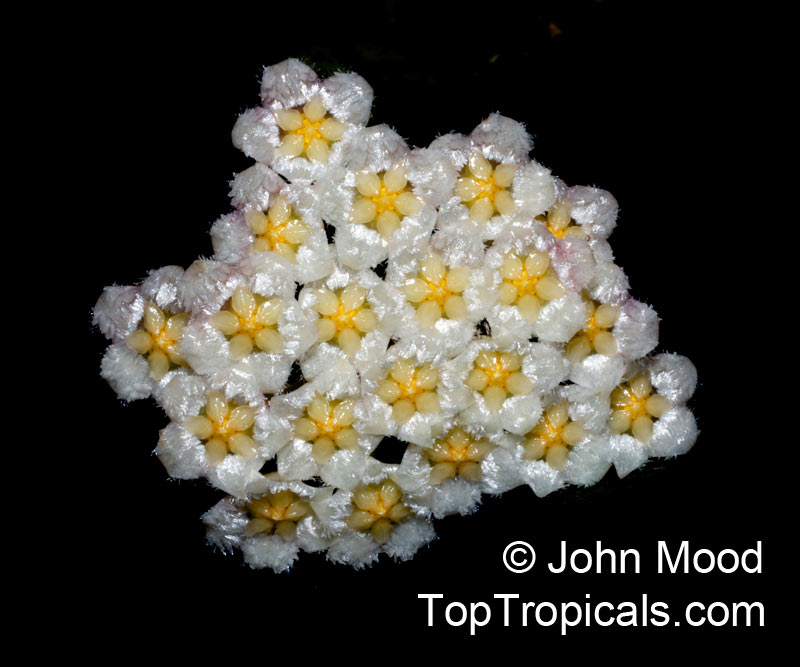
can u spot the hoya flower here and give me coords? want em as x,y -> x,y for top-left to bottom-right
526,186 -> 620,275
345,478 -> 411,543
425,426 -> 494,485
258,370 -> 381,491
124,302 -> 188,380
387,421 -> 512,520
356,341 -> 471,447
181,261 -> 315,402
203,481 -> 328,572
390,449 -> 477,520
478,385 -> 613,498
566,295 -> 659,364
453,338 -> 567,435
184,390 -> 261,462
319,126 -> 439,271
211,181 -> 333,285
232,58 -> 373,182
297,265 -> 397,380
244,489 -> 312,539
94,266 -> 190,402
606,353 -> 698,477
483,232 -> 586,345
155,383 -> 273,499
326,477 -> 435,568
386,248 -> 491,358
293,393 -> 361,465
515,388 -> 613,497
374,358 -> 442,423
430,114 -> 556,259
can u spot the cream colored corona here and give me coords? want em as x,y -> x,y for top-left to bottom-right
456,151 -> 517,222
245,195 -> 310,262
345,479 -> 411,544
465,350 -> 533,412
184,391 -> 259,465
404,253 -> 470,327
125,302 -> 188,381
351,165 -> 422,238
565,298 -> 620,363
425,427 -> 494,484
497,251 -> 565,322
610,374 -> 672,444
376,358 -> 441,424
275,94 -> 345,162
244,490 -> 312,540
293,393 -> 360,464
209,285 -> 283,360
313,284 -> 377,355
540,201 -> 587,239
523,400 -> 587,470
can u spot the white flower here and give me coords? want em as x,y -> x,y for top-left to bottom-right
203,481 -> 328,572
386,246 -> 488,358
355,340 -> 472,447
430,114 -> 556,256
483,230 -> 586,345
452,338 -> 563,435
606,354 -> 698,477
232,58 -> 373,183
95,266 -> 190,401
503,386 -> 613,498
319,125 -> 438,271
327,477 -> 435,568
156,383 -> 273,499
211,181 -> 333,285
297,265 -> 397,379
181,265 -> 314,402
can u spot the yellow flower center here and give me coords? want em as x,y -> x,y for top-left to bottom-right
124,302 -> 188,380
403,253 -> 470,326
510,265 -> 543,297
376,359 -> 440,423
330,301 -> 359,333
184,392 -> 259,465
523,401 -> 587,470
245,196 -> 309,262
420,275 -> 451,307
293,394 -> 359,464
565,299 -> 620,364
609,375 -> 673,445
274,94 -> 345,163
313,285 -> 377,356
612,385 -> 649,421
245,490 -> 312,540
350,166 -> 422,238
208,286 -> 283,359
455,152 -> 517,222
482,355 -> 513,387
371,183 -> 400,214
426,428 -> 494,484
345,479 -> 410,543
465,350 -> 533,412
295,115 -> 325,147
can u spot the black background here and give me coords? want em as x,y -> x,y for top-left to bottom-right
72,0 -> 781,654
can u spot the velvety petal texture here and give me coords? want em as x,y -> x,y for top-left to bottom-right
93,59 -> 699,572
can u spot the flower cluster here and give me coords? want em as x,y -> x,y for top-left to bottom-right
94,59 -> 698,572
